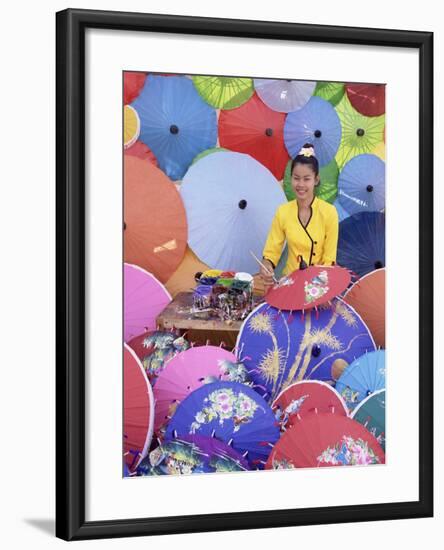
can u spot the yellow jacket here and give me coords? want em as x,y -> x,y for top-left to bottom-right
262,197 -> 339,275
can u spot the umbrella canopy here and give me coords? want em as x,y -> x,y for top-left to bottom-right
272,380 -> 348,431
265,265 -> 351,312
333,199 -> 351,222
337,154 -> 385,215
136,434 -> 250,475
337,211 -> 385,278
123,71 -> 146,105
123,105 -> 140,149
123,344 -> 154,471
131,74 -> 217,180
127,330 -> 190,383
336,350 -> 385,411
124,263 -> 172,342
180,151 -> 287,273
164,381 -> 280,468
236,297 -> 376,403
314,81 -> 345,106
265,413 -> 385,469
124,140 -> 158,166
192,76 -> 254,109
284,96 -> 342,167
346,84 -> 385,117
283,157 -> 339,204
343,268 -> 385,348
351,389 -> 386,451
218,92 -> 289,180
152,345 -> 245,435
191,147 -> 229,165
335,94 -> 385,169
124,155 -> 188,282
253,79 -> 316,113
165,246 -> 210,298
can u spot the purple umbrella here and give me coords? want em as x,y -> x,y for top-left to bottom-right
236,297 -> 376,403
253,79 -> 316,113
165,381 -> 280,469
124,263 -> 171,342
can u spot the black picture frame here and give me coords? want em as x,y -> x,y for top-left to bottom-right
56,8 -> 434,541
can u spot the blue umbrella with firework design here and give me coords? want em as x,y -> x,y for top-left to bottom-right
336,350 -> 385,411
337,154 -> 385,215
236,297 -> 376,403
337,211 -> 385,278
253,79 -> 316,113
131,74 -> 217,180
284,96 -> 342,167
164,381 -> 280,469
351,389 -> 386,451
136,434 -> 250,476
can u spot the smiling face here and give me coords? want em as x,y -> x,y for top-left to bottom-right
291,162 -> 320,201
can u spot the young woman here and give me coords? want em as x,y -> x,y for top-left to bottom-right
260,143 -> 339,287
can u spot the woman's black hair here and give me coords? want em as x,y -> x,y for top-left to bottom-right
290,142 -> 320,178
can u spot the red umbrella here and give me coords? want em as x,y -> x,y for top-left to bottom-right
345,84 -> 385,117
272,380 -> 347,431
218,92 -> 290,180
265,265 -> 351,312
124,140 -> 158,166
265,413 -> 385,469
123,344 -> 154,472
124,71 -> 146,105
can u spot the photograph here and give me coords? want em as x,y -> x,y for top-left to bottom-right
122,72 -> 387,477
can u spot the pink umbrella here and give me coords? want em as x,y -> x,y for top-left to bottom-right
152,345 -> 241,435
123,343 -> 154,471
124,263 -> 172,342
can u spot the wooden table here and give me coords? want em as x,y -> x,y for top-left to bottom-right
157,292 -> 253,332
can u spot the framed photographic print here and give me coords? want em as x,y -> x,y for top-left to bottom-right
56,8 -> 433,541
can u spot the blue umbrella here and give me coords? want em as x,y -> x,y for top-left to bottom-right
253,79 -> 316,113
336,350 -> 385,411
338,154 -> 385,215
284,96 -> 342,167
180,151 -> 287,273
131,74 -> 217,180
337,211 -> 385,277
236,297 -> 376,403
164,381 -> 280,469
333,199 -> 351,222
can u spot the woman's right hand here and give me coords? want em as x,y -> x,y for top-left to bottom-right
260,259 -> 275,287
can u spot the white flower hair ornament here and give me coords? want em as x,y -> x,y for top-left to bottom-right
298,146 -> 316,158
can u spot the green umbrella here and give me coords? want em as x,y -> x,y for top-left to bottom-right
351,389 -> 385,451
335,94 -> 385,169
314,81 -> 345,106
283,157 -> 339,204
191,147 -> 229,165
192,76 -> 254,109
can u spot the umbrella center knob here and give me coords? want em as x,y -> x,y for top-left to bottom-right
374,260 -> 383,269
312,344 -> 321,357
314,129 -> 322,138
356,128 -> 365,137
265,127 -> 273,137
170,124 -> 179,135
366,184 -> 374,192
238,199 -> 247,210
286,79 -> 292,82
123,221 -> 126,230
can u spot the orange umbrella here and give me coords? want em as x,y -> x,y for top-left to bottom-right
165,245 -> 209,298
124,155 -> 187,283
343,268 -> 385,348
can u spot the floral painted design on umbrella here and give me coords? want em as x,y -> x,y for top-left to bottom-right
236,297 -> 376,402
351,389 -> 386,451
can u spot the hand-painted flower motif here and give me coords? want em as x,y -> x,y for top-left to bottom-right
317,435 -> 380,466
304,270 -> 330,304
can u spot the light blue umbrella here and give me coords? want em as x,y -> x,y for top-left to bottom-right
180,151 -> 287,273
333,199 -> 351,222
284,96 -> 342,166
337,154 -> 385,215
131,74 -> 217,181
336,350 -> 385,411
254,79 -> 316,113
